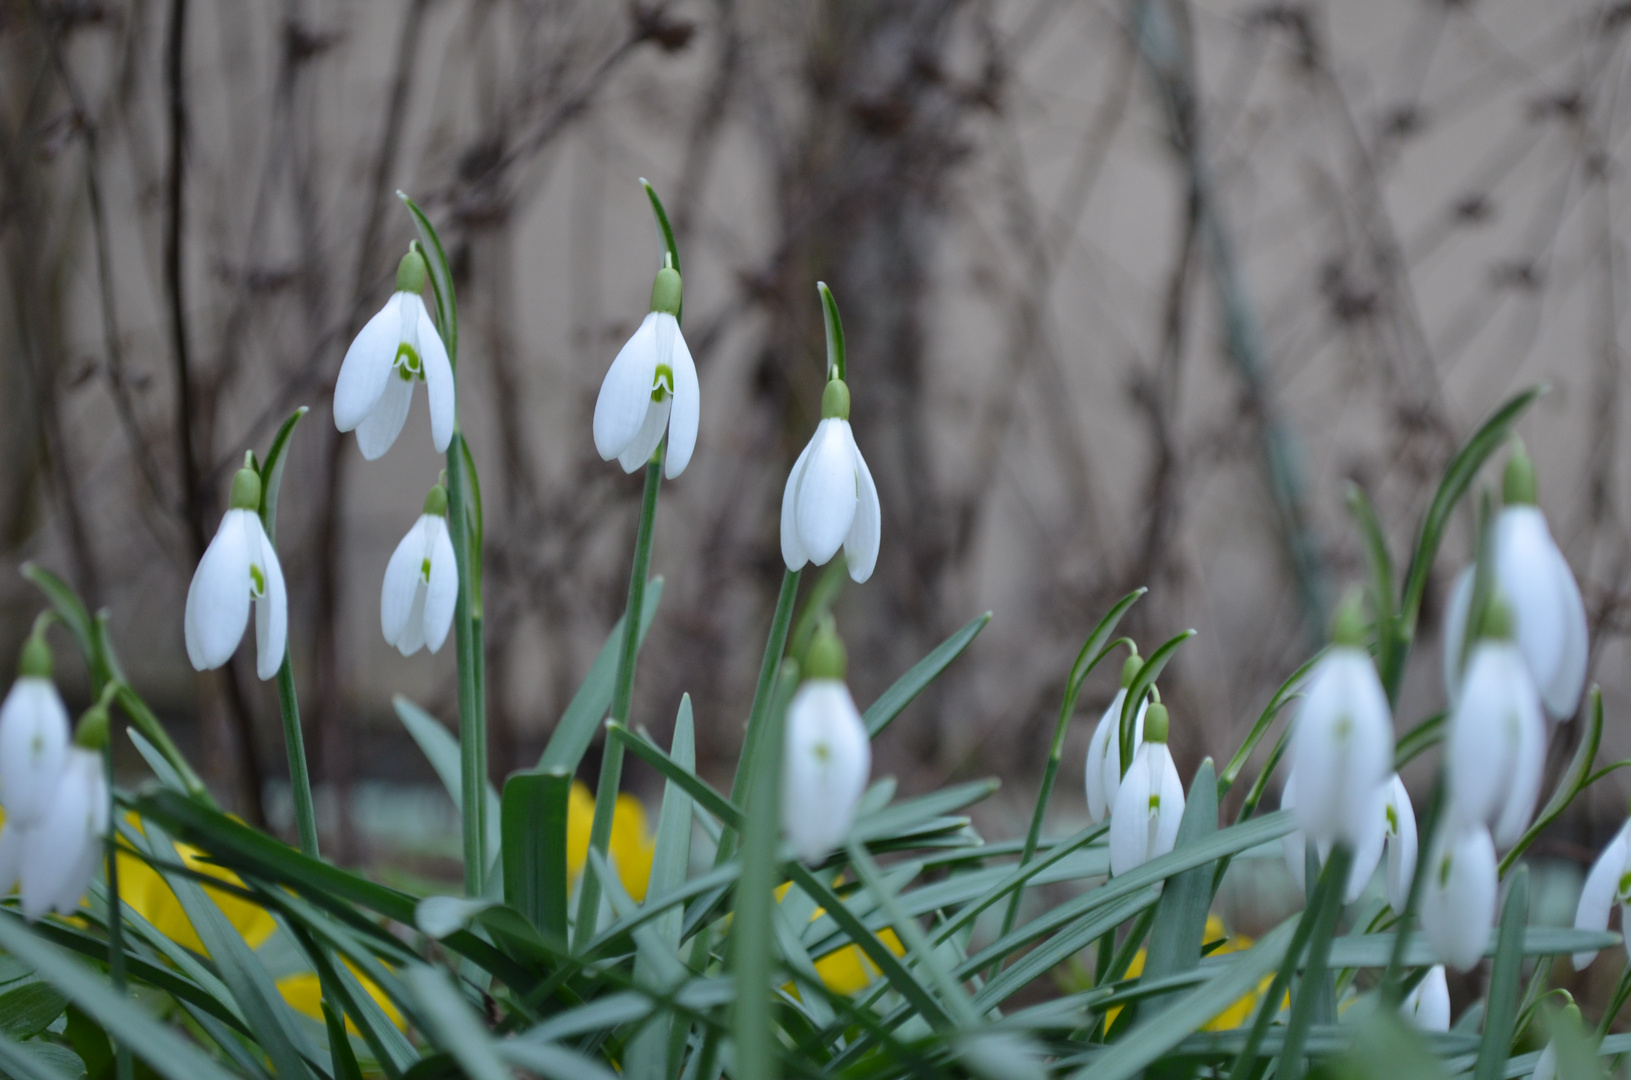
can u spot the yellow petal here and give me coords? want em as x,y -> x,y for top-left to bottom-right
276,959 -> 405,1035
610,795 -> 656,902
115,813 -> 276,954
566,782 -> 595,881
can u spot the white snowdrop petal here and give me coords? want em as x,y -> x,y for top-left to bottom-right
333,298 -> 401,432
1542,540 -> 1589,720
1446,646 -> 1519,829
594,313 -> 661,461
1084,691 -> 1124,824
185,511 -> 254,672
1151,744 -> 1185,860
1421,825 -> 1497,972
396,585 -> 428,657
19,753 -> 97,920
618,395 -> 671,473
1533,1044 -> 1557,1080
423,516 -> 459,654
381,518 -> 426,648
1492,671 -> 1546,849
1498,507 -> 1568,700
1109,745 -> 1155,876
1384,775 -> 1418,913
251,517 -> 288,681
781,680 -> 871,862
664,319 -> 699,479
1441,567 -> 1474,708
1281,771 -> 1308,896
780,438 -> 816,572
0,678 -> 70,825
1290,648 -> 1393,847
1403,966 -> 1451,1032
1345,783 -> 1389,904
1574,824 -> 1629,969
414,300 -> 456,454
355,371 -> 414,461
796,419 -> 860,565
844,434 -> 881,584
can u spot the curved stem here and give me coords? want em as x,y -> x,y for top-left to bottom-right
575,451 -> 662,946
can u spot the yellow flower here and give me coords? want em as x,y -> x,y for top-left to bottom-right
1107,915 -> 1275,1031
114,814 -> 276,955
566,782 -> 656,902
775,882 -> 907,996
275,958 -> 405,1034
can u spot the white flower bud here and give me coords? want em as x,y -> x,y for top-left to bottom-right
335,257 -> 455,460
593,271 -> 699,480
381,497 -> 458,657
1400,965 -> 1450,1032
1287,645 -> 1394,849
1571,819 -> 1631,970
185,493 -> 288,682
1420,822 -> 1497,972
781,679 -> 871,863
0,675 -> 70,826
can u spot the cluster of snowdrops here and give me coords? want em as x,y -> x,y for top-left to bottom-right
0,185 -> 1624,1080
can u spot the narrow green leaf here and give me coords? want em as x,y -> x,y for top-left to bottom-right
537,578 -> 664,774
403,967 -> 510,1080
1395,712 -> 1446,770
0,1032 -> 81,1080
1474,866 -> 1529,1080
1277,845 -> 1353,1080
0,981 -> 68,1040
501,769 -> 571,941
495,1041 -> 620,1080
322,1003 -> 365,1080
642,180 -> 681,275
817,281 -> 846,381
1143,760 -> 1219,985
625,697 -> 696,1080
393,695 -> 502,867
133,822 -> 317,1079
0,913 -> 240,1080
864,611 -> 991,736
258,405 -> 308,544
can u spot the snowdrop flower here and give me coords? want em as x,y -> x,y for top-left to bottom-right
1288,594 -> 1394,849
1570,816 -> 1631,970
185,461 -> 287,681
1109,702 -> 1184,876
1532,1042 -> 1558,1080
781,626 -> 872,863
0,634 -> 69,826
1381,774 -> 1419,912
1445,598 -> 1546,850
1420,822 -> 1497,972
781,378 -> 881,584
1529,1005 -> 1585,1080
381,483 -> 458,657
1085,654 -> 1148,824
1443,444 -> 1587,720
0,707 -> 110,921
1281,771 -> 1388,904
334,250 -> 454,460
1400,965 -> 1450,1032
593,261 -> 699,478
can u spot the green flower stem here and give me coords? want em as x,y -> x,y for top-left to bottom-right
575,451 -> 663,947
717,567 -> 801,864
446,428 -> 484,897
102,743 -> 133,1080
276,653 -> 319,859
1275,843 -> 1352,1080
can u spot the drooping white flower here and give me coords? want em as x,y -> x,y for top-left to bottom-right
1446,620 -> 1546,851
1442,446 -> 1587,720
781,628 -> 871,863
0,747 -> 109,921
334,251 -> 455,461
593,265 -> 699,479
1085,658 -> 1149,824
184,464 -> 287,681
381,486 -> 458,657
1532,1042 -> 1558,1080
1382,774 -> 1419,912
1281,770 -> 1386,903
1420,822 -> 1498,972
1287,607 -> 1395,849
781,380 -> 881,584
1571,818 -> 1631,970
1109,703 -> 1184,876
1400,965 -> 1450,1032
0,636 -> 69,826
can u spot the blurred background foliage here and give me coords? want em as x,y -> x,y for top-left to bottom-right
1,0 -> 1628,923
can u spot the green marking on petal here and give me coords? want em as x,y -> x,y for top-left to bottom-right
651,363 -> 674,403
1385,804 -> 1399,834
1618,871 -> 1631,902
421,557 -> 432,584
813,743 -> 831,762
249,563 -> 266,596
1438,853 -> 1453,888
1148,794 -> 1160,811
395,341 -> 423,380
